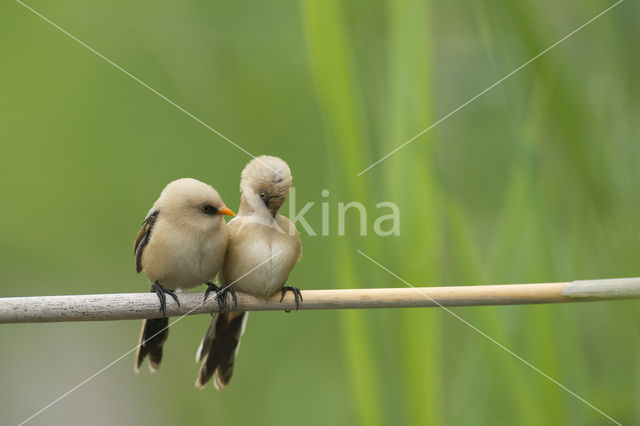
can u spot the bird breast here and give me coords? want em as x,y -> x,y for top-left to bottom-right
221,217 -> 299,299
142,218 -> 228,290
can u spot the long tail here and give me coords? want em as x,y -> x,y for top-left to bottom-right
134,285 -> 170,373
134,317 -> 169,373
195,312 -> 248,390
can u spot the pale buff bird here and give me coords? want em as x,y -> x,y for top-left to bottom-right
133,178 -> 235,373
195,156 -> 302,390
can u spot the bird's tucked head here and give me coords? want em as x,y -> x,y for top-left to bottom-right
155,178 -> 234,230
240,155 -> 292,217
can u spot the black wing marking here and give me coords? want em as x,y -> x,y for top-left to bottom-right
133,210 -> 159,273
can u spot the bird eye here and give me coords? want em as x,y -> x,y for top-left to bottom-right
200,204 -> 217,215
259,192 -> 270,207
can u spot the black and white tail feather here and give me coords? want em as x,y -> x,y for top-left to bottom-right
134,316 -> 169,373
195,312 -> 248,390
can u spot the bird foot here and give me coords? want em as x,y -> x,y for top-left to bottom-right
280,286 -> 303,312
204,281 -> 220,303
204,282 -> 238,312
153,282 -> 180,317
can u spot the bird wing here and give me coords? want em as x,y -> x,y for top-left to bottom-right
133,210 -> 159,273
277,215 -> 302,275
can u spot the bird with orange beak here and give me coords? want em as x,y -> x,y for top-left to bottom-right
133,178 -> 235,373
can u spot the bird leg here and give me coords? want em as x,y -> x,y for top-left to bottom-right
219,284 -> 238,310
280,286 -> 303,312
152,281 -> 180,317
204,281 -> 221,303
204,282 -> 238,312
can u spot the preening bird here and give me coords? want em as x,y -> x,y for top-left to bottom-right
195,156 -> 302,390
133,178 -> 235,373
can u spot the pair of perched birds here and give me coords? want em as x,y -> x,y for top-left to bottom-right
132,155 -> 302,390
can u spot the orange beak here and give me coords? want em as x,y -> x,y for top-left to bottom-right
218,205 -> 236,217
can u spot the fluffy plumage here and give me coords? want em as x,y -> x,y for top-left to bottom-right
133,178 -> 233,373
195,156 -> 301,390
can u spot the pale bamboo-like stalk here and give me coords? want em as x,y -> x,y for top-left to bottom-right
0,278 -> 638,324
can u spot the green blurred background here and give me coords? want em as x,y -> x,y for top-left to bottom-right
1,0 -> 639,424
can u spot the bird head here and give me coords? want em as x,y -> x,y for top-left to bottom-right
240,155 -> 292,217
155,178 -> 235,230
